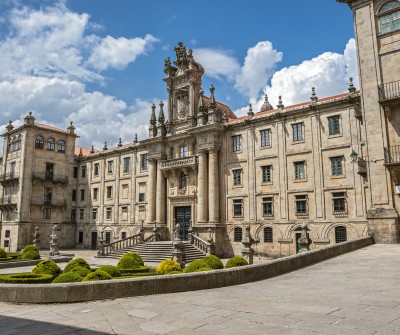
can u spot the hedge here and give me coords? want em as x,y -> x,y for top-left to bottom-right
69,266 -> 91,278
117,254 -> 140,269
52,272 -> 83,284
32,260 -> 61,278
98,265 -> 121,278
225,256 -> 248,268
0,272 -> 53,284
0,248 -> 7,259
21,250 -> 40,260
183,260 -> 209,273
203,255 -> 224,269
64,258 -> 91,273
118,266 -> 149,274
21,245 -> 39,255
156,260 -> 181,274
82,270 -> 112,282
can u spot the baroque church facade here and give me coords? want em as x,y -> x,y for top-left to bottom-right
0,0 -> 399,257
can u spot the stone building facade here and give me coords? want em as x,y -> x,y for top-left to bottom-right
0,0 -> 399,256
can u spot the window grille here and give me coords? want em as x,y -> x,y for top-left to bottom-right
332,192 -> 347,214
234,227 -> 242,242
262,165 -> 272,183
335,226 -> 347,243
43,208 -> 52,219
264,227 -> 273,243
105,231 -> 111,243
262,197 -> 273,216
233,199 -> 243,217
233,169 -> 242,185
295,195 -> 308,215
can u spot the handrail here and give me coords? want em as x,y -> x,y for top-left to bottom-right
97,233 -> 142,257
32,172 -> 68,183
159,156 -> 198,170
144,233 -> 157,242
378,80 -> 400,101
191,234 -> 211,254
0,172 -> 19,181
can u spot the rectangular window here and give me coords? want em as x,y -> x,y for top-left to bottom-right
123,157 -> 131,173
262,165 -> 272,183
107,160 -> 113,173
294,161 -> 305,180
4,240 -> 9,248
44,187 -> 52,204
5,230 -> 10,238
93,188 -> 98,200
81,166 -> 86,178
78,231 -> 84,244
232,169 -> 242,186
80,189 -> 85,201
72,189 -> 77,202
180,146 -> 188,158
295,195 -> 308,215
45,163 -> 54,180
328,116 -> 340,135
71,209 -> 76,221
9,162 -> 15,177
260,129 -> 271,147
94,163 -> 99,176
5,210 -> 12,220
292,123 -> 304,142
106,208 -> 112,220
140,154 -> 148,171
121,232 -> 127,240
234,227 -> 242,242
232,135 -> 241,152
264,227 -> 273,243
138,192 -> 145,202
262,197 -> 273,217
107,186 -> 112,199
331,156 -> 344,176
43,208 -> 52,219
92,208 -> 97,220
233,199 -> 243,217
73,166 -> 78,178
332,192 -> 347,214
79,208 -> 84,220
105,231 -> 111,244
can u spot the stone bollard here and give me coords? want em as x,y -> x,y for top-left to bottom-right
241,224 -> 255,264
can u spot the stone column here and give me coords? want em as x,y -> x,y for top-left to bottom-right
197,150 -> 208,223
147,159 -> 157,223
208,149 -> 219,223
156,163 -> 166,224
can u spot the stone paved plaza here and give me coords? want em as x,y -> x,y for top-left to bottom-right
0,244 -> 400,334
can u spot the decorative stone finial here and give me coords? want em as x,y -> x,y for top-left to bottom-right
6,121 -> 14,132
158,101 -> 165,124
90,145 -> 95,154
79,148 -> 83,157
103,142 -> 108,150
118,138 -> 122,147
67,121 -> 75,134
310,87 -> 318,103
260,90 -> 273,112
134,133 -> 138,143
247,103 -> 254,118
277,96 -> 284,109
209,85 -> 216,109
24,111 -> 35,126
348,77 -> 356,94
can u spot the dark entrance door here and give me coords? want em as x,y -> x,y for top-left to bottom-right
295,232 -> 302,253
174,206 -> 191,240
91,231 -> 98,250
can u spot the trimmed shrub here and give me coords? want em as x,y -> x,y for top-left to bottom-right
183,260 -> 209,273
118,266 -> 149,274
64,258 -> 91,273
21,250 -> 40,260
52,272 -> 82,284
156,259 -> 181,274
0,257 -> 14,262
69,266 -> 91,278
203,255 -> 224,270
117,253 -> 139,269
0,272 -> 53,284
7,252 -> 21,260
98,265 -> 121,278
225,256 -> 248,268
126,252 -> 144,266
32,260 -> 61,278
0,248 -> 7,259
194,267 -> 213,272
117,272 -> 157,278
82,270 -> 112,282
22,245 -> 39,255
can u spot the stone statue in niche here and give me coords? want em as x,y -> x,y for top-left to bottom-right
177,96 -> 188,120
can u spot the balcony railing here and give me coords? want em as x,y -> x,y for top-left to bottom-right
0,195 -> 18,206
384,146 -> 400,164
31,198 -> 67,207
32,172 -> 68,184
0,172 -> 19,182
378,80 -> 400,102
159,156 -> 198,170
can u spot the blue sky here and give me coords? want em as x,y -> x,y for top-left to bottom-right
0,0 -> 357,150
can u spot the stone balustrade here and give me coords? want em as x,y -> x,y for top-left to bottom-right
159,156 -> 198,170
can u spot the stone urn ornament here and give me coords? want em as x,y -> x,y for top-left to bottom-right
49,224 -> 61,257
298,222 -> 312,253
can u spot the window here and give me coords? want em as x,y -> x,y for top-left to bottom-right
9,162 -> 15,177
335,226 -> 347,243
105,231 -> 111,244
107,160 -> 113,173
71,209 -> 76,221
328,116 -> 340,135
35,136 -> 44,149
57,140 -> 65,153
180,146 -> 188,158
5,210 -> 12,220
121,232 -> 127,240
233,199 -> 243,217
44,187 -> 52,204
260,129 -> 271,147
140,154 -> 148,171
93,188 -> 98,200
72,189 -> 77,202
262,165 -> 272,183
45,163 -> 54,180
106,208 -> 112,220
4,240 -> 9,248
234,227 -> 243,242
123,157 -> 131,173
47,138 -> 55,151
262,197 -> 273,217
332,192 -> 347,214
331,156 -> 344,176
232,135 -> 241,152
92,208 -> 98,220
295,195 -> 308,215
94,163 -> 99,176
233,169 -> 242,186
5,230 -> 10,238
78,231 -> 84,244
292,123 -> 303,141
121,206 -> 128,212
73,166 -> 78,178
43,208 -> 52,219
107,186 -> 112,198
378,2 -> 400,34
79,209 -> 84,220
294,161 -> 305,180
81,166 -> 86,178
138,193 -> 145,202
179,175 -> 187,189
264,227 -> 273,243
80,189 -> 85,201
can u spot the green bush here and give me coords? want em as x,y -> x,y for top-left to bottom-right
0,272 -> 53,284
203,255 -> 224,270
64,258 -> 91,273
0,257 -> 14,262
82,270 -> 112,282
225,256 -> 248,268
119,266 -> 149,274
22,245 -> 39,255
69,266 -> 91,278
52,272 -> 82,284
7,252 -> 21,260
32,260 -> 61,278
98,265 -> 121,277
183,260 -> 209,273
167,271 -> 183,275
156,259 -> 181,274
117,272 -> 157,279
194,267 -> 213,272
126,252 -> 144,266
21,250 -> 40,260
117,253 -> 139,269
0,248 -> 7,258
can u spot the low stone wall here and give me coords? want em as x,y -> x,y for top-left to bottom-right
0,236 -> 374,304
0,256 -> 73,269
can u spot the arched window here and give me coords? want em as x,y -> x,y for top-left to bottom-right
58,140 -> 66,153
378,1 -> 400,34
335,226 -> 347,243
35,135 -> 44,149
47,138 -> 55,151
264,227 -> 273,243
234,227 -> 242,242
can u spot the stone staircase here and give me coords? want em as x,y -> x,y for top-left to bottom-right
101,241 -> 207,264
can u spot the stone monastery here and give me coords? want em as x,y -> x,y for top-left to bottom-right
0,0 -> 399,258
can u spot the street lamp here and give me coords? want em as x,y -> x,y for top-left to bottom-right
350,149 -> 358,163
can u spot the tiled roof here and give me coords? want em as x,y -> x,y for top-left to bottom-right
36,123 -> 68,133
75,146 -> 98,156
202,96 -> 237,119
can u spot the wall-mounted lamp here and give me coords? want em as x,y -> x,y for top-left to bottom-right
350,149 -> 358,163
